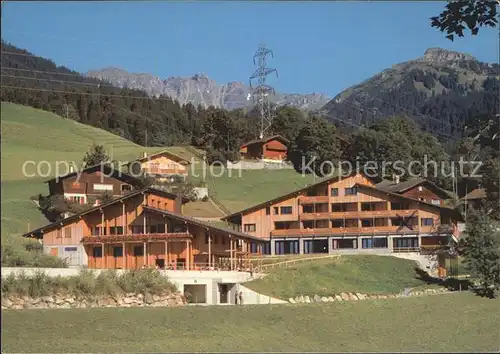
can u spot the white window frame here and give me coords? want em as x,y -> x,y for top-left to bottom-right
93,184 -> 113,191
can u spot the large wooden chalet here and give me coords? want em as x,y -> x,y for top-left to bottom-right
24,188 -> 266,269
222,172 -> 462,262
240,135 -> 289,161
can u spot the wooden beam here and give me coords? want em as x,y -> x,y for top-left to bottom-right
122,202 -> 126,235
143,242 -> 147,267
208,230 -> 212,268
123,242 -> 126,269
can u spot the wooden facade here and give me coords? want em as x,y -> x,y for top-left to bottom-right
223,173 -> 461,254
128,151 -> 191,178
240,135 -> 289,161
24,188 -> 265,270
46,164 -> 139,204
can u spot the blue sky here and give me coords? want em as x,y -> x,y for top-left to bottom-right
2,1 -> 498,97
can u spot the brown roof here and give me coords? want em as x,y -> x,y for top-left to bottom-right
23,188 -> 189,238
129,150 -> 191,165
44,163 -> 140,184
240,135 -> 290,149
222,172 -> 381,221
144,206 -> 268,242
375,178 -> 454,199
462,188 -> 486,200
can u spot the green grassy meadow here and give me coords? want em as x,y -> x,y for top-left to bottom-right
246,255 -> 440,299
3,292 -> 499,352
1,102 -> 312,236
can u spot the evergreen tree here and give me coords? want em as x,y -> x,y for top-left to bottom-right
82,144 -> 110,167
461,212 -> 500,298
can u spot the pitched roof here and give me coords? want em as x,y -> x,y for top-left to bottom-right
462,188 -> 486,200
375,178 -> 454,199
44,163 -> 140,184
143,206 -> 268,242
23,188 -> 189,238
222,172 -> 382,221
354,183 -> 463,221
128,150 -> 191,165
240,135 -> 290,149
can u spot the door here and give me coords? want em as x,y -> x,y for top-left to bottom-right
219,284 -> 229,304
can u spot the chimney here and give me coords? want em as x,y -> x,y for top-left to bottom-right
174,192 -> 183,214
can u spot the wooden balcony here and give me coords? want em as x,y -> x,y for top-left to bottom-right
299,195 -> 330,204
144,167 -> 186,176
81,233 -> 192,244
300,209 -> 419,220
271,226 -> 402,237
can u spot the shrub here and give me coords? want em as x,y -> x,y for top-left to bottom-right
1,238 -> 67,268
1,269 -> 177,297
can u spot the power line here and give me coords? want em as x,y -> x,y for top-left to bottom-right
249,44 -> 278,140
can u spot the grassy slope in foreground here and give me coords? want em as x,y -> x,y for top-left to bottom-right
0,102 -> 202,236
3,292 -> 499,352
246,255 -> 434,298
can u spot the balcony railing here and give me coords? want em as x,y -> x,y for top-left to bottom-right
299,195 -> 330,203
144,168 -> 186,175
81,233 -> 192,244
300,209 -> 419,220
271,226 -> 402,237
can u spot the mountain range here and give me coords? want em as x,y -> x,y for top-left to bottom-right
86,68 -> 331,111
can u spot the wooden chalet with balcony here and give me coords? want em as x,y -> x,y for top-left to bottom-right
45,163 -> 140,205
240,135 -> 289,161
222,172 -> 462,257
125,150 -> 191,180
23,188 -> 266,269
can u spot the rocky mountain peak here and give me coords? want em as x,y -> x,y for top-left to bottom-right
421,48 -> 477,62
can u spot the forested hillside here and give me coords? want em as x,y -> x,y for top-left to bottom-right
323,48 -> 499,139
0,41 -> 261,155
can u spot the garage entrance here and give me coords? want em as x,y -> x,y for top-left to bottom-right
183,284 -> 207,304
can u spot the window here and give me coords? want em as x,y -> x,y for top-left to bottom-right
112,246 -> 123,258
280,206 -> 292,214
56,229 -> 62,238
110,227 -> 124,235
150,225 -> 158,233
93,247 -> 102,258
65,247 -> 77,252
133,246 -> 143,256
266,207 -> 270,215
273,207 -> 279,215
121,184 -> 132,193
244,224 -> 256,232
421,218 -> 434,226
345,187 -> 357,196
330,188 -> 339,196
93,184 -> 113,191
361,219 -> 373,227
157,224 -> 165,233
64,227 -> 72,238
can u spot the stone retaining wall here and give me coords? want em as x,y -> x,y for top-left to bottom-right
2,292 -> 186,310
288,287 -> 449,304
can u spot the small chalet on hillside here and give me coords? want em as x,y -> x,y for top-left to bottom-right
240,135 -> 289,161
46,163 -> 140,205
24,187 -> 266,269
125,150 -> 191,180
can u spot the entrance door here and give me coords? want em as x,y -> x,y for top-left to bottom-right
219,284 -> 229,304
155,258 -> 165,269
